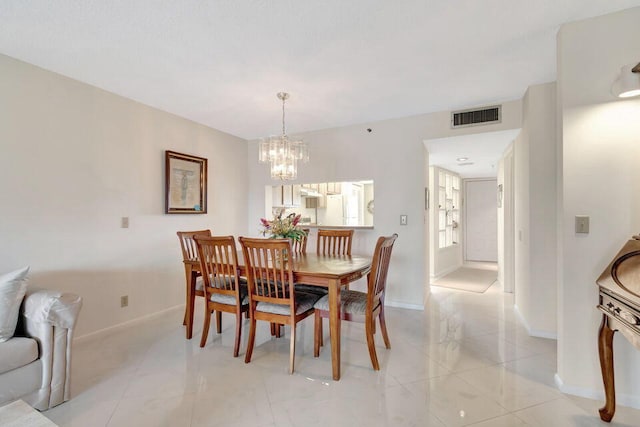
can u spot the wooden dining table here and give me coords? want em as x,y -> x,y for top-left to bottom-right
184,252 -> 372,380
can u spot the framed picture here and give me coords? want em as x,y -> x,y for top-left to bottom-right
165,150 -> 207,214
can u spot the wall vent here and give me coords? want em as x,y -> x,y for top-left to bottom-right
451,105 -> 501,128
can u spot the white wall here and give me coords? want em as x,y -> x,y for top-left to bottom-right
423,148 -> 430,305
514,82 -> 558,338
514,95 -> 531,328
557,7 -> 640,406
0,54 -> 249,338
497,144 -> 515,292
497,154 -> 505,284
248,101 -> 522,308
529,83 -> 558,337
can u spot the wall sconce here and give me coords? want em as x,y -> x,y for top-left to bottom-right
612,62 -> 640,98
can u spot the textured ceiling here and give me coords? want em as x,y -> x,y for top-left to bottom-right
1,1 -> 639,139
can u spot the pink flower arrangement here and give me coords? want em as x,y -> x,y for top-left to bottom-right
260,212 -> 307,241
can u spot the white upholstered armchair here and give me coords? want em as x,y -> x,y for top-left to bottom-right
0,289 -> 82,411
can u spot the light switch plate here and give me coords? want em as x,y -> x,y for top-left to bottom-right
575,215 -> 589,234
400,215 -> 407,225
121,217 -> 129,228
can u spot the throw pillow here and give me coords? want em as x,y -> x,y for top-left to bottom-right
0,266 -> 30,342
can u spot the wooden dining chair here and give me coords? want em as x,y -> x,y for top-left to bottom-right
313,233 -> 398,371
291,228 -> 310,255
177,229 -> 211,338
316,229 -> 354,256
294,229 -> 329,297
239,237 -> 322,374
194,235 -> 248,356
315,228 -> 355,291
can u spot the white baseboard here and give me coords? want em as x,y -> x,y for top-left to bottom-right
513,304 -> 530,330
554,373 -> 640,410
385,300 -> 424,311
529,329 -> 557,340
73,304 -> 183,344
513,304 -> 557,340
431,264 -> 462,282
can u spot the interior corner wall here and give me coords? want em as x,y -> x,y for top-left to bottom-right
423,147 -> 430,305
497,156 -> 506,286
428,166 -> 436,282
557,6 -> 640,407
528,82 -> 558,337
0,54 -> 249,338
514,93 -> 531,329
247,100 -> 522,309
514,82 -> 558,338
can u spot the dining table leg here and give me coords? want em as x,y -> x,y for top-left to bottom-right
328,278 -> 341,380
185,265 -> 195,340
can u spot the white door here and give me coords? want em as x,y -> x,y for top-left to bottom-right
465,179 -> 498,262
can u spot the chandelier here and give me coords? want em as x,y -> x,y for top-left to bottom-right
258,92 -> 309,180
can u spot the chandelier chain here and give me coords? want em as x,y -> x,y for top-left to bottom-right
282,95 -> 286,136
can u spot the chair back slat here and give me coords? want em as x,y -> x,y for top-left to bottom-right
316,229 -> 354,256
194,235 -> 242,299
177,229 -> 212,261
368,234 -> 398,299
239,237 -> 295,309
291,228 -> 309,254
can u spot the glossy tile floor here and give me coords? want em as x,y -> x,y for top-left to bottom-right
43,277 -> 640,426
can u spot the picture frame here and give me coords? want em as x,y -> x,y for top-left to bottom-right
165,150 -> 207,214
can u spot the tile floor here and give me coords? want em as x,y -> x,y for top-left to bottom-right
43,278 -> 640,426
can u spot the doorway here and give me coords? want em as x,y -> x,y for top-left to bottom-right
425,129 -> 519,292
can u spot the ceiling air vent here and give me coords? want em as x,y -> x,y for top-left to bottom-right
451,105 -> 501,128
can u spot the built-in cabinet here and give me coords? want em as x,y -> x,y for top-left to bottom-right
429,166 -> 463,279
274,182 -> 345,207
272,184 -> 302,207
438,170 -> 460,248
326,182 -> 342,195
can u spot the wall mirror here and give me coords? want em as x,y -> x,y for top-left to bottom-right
265,180 -> 374,227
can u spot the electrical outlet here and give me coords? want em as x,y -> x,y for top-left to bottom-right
120,295 -> 128,308
121,217 -> 129,228
400,215 -> 408,225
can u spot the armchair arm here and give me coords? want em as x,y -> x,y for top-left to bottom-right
20,289 -> 82,410
22,290 -> 82,330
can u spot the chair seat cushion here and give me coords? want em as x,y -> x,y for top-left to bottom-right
210,284 -> 249,306
197,275 -> 246,293
294,284 -> 328,296
0,337 -> 38,375
314,290 -> 378,315
195,276 -> 204,291
256,291 -> 321,316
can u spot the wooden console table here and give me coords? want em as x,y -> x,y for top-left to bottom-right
596,235 -> 640,422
